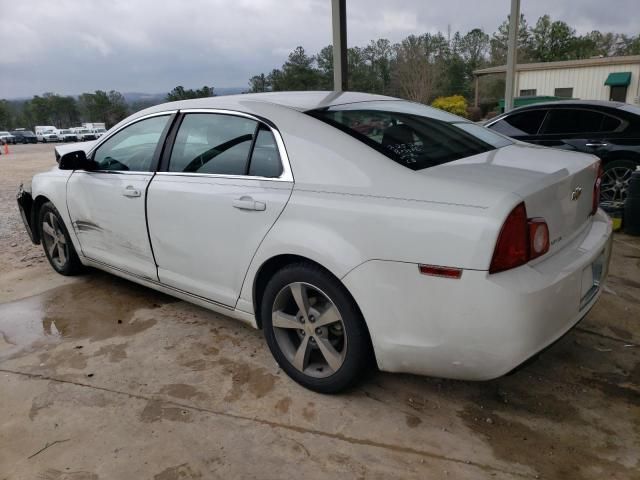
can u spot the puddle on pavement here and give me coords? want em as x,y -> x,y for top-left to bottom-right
0,273 -> 175,361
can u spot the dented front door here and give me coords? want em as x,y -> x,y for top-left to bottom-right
67,171 -> 157,280
65,114 -> 172,281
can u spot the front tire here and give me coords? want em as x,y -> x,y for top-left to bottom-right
262,263 -> 372,393
39,202 -> 83,276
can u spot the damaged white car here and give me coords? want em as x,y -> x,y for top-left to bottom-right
17,92 -> 613,393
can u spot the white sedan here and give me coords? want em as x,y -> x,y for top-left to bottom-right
17,92 -> 612,392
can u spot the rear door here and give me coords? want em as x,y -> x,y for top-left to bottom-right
537,108 -> 619,152
147,111 -> 293,307
67,113 -> 173,280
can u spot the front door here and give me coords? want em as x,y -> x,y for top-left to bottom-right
147,112 -> 293,307
67,114 -> 172,280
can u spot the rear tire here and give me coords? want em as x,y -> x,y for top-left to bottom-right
38,202 -> 83,276
601,159 -> 640,202
262,262 -> 372,393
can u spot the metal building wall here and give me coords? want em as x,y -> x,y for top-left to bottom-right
516,63 -> 640,103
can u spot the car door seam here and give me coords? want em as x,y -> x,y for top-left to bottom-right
234,183 -> 295,310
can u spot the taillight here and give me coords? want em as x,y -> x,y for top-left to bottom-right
592,161 -> 603,215
489,203 -> 549,274
490,203 -> 529,273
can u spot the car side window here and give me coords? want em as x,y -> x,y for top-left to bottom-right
490,110 -> 547,136
169,113 -> 257,175
600,114 -> 622,132
248,127 -> 283,178
542,109 -> 611,135
93,115 -> 169,171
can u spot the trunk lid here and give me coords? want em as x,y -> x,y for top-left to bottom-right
423,143 -> 600,254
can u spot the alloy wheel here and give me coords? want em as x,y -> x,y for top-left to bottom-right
271,282 -> 347,378
601,166 -> 633,202
42,212 -> 68,270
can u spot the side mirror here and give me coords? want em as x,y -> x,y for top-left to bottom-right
59,150 -> 96,170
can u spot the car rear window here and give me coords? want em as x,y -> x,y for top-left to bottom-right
308,101 -> 511,171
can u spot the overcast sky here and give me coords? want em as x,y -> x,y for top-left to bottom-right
1,0 -> 638,99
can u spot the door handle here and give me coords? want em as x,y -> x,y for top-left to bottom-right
122,185 -> 141,197
233,196 -> 266,211
585,142 -> 608,148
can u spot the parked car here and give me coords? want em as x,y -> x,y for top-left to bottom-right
36,131 -> 60,143
10,129 -> 37,144
72,128 -> 97,141
93,128 -> 107,138
35,125 -> 58,136
485,100 -> 640,203
17,92 -> 612,393
57,129 -> 79,142
0,131 -> 16,144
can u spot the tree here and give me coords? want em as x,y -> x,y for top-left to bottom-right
166,85 -> 215,101
530,15 -> 576,62
620,34 -> 640,55
316,45 -> 334,89
459,28 -> 490,72
269,46 -> 322,91
79,90 -> 129,128
392,35 -> 435,104
0,100 -> 13,130
363,38 -> 394,94
490,14 -> 531,65
248,74 -> 270,92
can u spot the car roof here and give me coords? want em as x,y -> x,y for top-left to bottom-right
141,91 -> 398,116
510,99 -> 626,111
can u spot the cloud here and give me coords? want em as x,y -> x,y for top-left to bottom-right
0,0 -> 638,98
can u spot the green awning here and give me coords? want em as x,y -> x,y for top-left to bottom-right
605,72 -> 631,86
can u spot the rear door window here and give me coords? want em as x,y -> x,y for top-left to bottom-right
309,103 -> 511,171
169,113 -> 257,175
168,113 -> 283,178
541,109 -> 616,134
490,110 -> 547,136
248,127 -> 283,178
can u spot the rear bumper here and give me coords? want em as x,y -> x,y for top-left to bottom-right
342,210 -> 613,380
16,184 -> 38,244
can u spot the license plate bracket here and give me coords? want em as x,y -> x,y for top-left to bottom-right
580,251 -> 605,310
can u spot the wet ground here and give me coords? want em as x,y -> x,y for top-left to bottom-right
1,144 -> 639,479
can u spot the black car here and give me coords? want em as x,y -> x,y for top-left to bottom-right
10,130 -> 38,144
486,100 -> 640,202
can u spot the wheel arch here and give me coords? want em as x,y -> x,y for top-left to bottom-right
30,194 -> 52,243
251,254 -> 366,334
601,150 -> 640,164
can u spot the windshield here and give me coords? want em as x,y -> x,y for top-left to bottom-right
308,101 -> 512,171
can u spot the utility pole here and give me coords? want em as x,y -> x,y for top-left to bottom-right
332,0 -> 348,91
504,0 -> 520,112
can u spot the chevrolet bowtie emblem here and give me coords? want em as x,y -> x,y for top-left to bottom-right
571,187 -> 583,201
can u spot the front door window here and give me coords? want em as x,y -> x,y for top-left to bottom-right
93,115 -> 170,171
